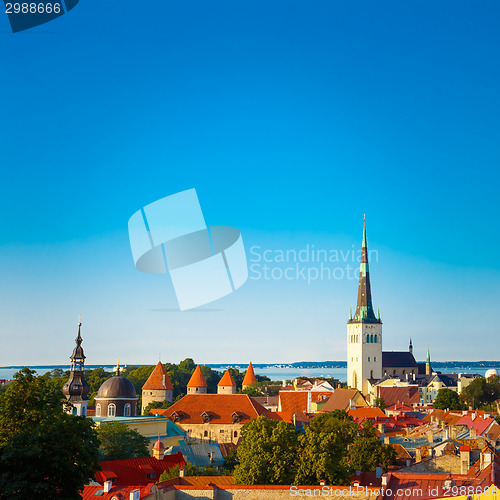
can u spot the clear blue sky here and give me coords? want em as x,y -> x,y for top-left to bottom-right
0,0 -> 499,366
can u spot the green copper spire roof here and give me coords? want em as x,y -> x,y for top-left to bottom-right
348,217 -> 381,324
426,347 -> 431,365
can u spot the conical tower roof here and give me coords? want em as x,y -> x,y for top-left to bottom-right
218,369 -> 236,387
242,362 -> 257,386
349,218 -> 380,324
187,365 -> 207,388
142,361 -> 173,390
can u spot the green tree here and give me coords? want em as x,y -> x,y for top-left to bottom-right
158,465 -> 180,482
433,388 -> 465,411
96,421 -> 149,460
294,411 -> 356,485
234,416 -> 299,485
0,368 -> 100,500
239,383 -> 264,397
222,448 -> 238,474
375,397 -> 386,412
143,400 -> 172,415
349,421 -> 396,472
85,367 -> 113,406
461,376 -> 500,410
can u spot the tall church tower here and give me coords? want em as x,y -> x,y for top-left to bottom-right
347,219 -> 382,394
62,317 -> 90,416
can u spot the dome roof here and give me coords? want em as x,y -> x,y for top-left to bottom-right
96,375 -> 137,400
485,369 -> 498,379
153,439 -> 165,450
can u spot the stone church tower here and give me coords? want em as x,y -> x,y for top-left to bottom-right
347,219 -> 382,394
62,317 -> 90,416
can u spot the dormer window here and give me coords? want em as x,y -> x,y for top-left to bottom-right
232,412 -> 241,424
172,411 -> 181,422
201,411 -> 211,423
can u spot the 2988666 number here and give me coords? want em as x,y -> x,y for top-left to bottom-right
5,3 -> 62,14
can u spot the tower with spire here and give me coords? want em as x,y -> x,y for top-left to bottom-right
347,218 -> 383,394
62,316 -> 90,416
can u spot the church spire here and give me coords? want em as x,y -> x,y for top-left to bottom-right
62,316 -> 90,411
349,217 -> 379,323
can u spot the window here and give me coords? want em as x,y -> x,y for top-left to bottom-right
124,403 -> 131,417
368,357 -> 370,362
204,430 -> 208,437
374,335 -> 378,343
96,403 -> 101,417
108,403 -> 116,417
220,429 -> 224,433
374,357 -> 376,362
234,431 -> 238,438
146,473 -> 156,479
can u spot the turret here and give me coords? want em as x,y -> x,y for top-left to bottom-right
62,316 -> 90,416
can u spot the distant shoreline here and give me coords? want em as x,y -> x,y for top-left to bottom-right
1,361 -> 500,370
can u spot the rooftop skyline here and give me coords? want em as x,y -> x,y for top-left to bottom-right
1,0 -> 499,365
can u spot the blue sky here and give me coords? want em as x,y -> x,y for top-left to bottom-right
0,0 -> 499,366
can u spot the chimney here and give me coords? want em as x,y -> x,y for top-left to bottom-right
415,448 -> 422,463
319,480 -> 326,486
282,379 -> 286,387
406,459 -> 411,467
381,474 -> 389,486
470,427 -> 477,439
444,478 -> 455,489
179,467 -> 185,477
481,450 -> 493,470
103,481 -> 113,493
460,447 -> 471,474
130,489 -> 140,500
427,431 -> 434,443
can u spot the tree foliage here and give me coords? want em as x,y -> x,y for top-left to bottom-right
234,416 -> 299,485
234,411 -> 397,486
461,376 -> 500,410
0,368 -> 100,500
375,397 -> 386,412
349,421 -> 396,472
433,388 -> 465,411
96,421 -> 149,461
143,399 -> 172,415
295,411 -> 356,485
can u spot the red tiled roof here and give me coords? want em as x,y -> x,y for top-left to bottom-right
218,370 -> 236,387
310,391 -> 333,403
187,365 -> 207,388
82,484 -> 153,500
242,362 -> 257,386
320,389 -> 360,412
279,391 -> 308,414
383,463 -> 500,500
158,475 -> 235,488
348,407 -> 386,420
386,404 -> 414,412
142,361 -> 174,390
456,415 -> 494,436
94,452 -> 185,486
160,394 -> 282,425
377,386 -> 420,407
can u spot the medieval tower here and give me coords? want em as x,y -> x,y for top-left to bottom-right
347,219 -> 382,394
